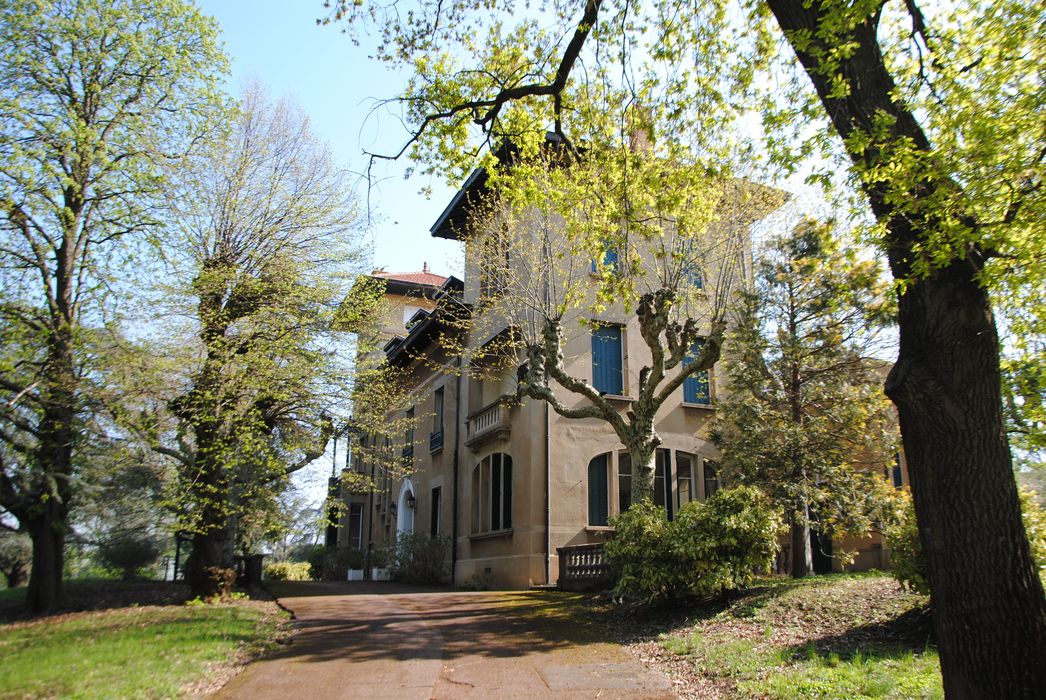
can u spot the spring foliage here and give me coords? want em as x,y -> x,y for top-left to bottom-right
605,486 -> 781,601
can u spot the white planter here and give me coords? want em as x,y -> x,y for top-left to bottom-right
371,567 -> 391,581
347,568 -> 364,581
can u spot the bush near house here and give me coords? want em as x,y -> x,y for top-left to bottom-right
263,561 -> 313,581
390,532 -> 450,585
322,547 -> 365,580
888,488 -> 1046,594
606,485 -> 781,601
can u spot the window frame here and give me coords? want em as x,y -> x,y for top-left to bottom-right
588,454 -> 610,526
471,453 -> 513,536
703,458 -> 721,500
591,324 -> 625,396
682,339 -> 713,405
676,452 -> 695,509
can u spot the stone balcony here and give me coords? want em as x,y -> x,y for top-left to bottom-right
465,395 -> 515,449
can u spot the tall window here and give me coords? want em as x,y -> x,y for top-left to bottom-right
347,503 -> 364,550
471,453 -> 513,534
430,487 -> 442,537
431,387 -> 445,451
654,449 -> 673,519
480,224 -> 509,299
592,325 -> 624,395
676,453 -> 695,508
618,451 -> 632,514
891,454 -> 904,488
588,454 -> 610,526
703,459 -> 720,500
683,339 -> 712,405
403,407 -> 415,467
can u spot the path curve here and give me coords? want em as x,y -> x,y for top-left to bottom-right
213,581 -> 676,700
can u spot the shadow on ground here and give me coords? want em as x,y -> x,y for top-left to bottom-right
259,581 -> 613,666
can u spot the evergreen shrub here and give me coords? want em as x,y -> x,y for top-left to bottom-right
605,485 -> 780,601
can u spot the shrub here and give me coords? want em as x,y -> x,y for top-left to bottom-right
298,544 -> 327,580
888,487 -> 1046,593
0,531 -> 31,588
97,534 -> 161,580
884,493 -> 928,594
605,485 -> 781,601
389,532 -> 450,585
205,566 -> 237,599
264,561 -> 313,581
321,547 -> 365,580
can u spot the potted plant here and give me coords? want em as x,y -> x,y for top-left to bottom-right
370,545 -> 391,581
345,548 -> 366,581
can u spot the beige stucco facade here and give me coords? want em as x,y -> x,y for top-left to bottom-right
336,154 -> 904,588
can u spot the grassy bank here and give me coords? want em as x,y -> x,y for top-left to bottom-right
621,573 -> 940,699
0,591 -> 287,699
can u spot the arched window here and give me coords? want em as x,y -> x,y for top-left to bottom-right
588,454 -> 610,526
471,453 -> 513,534
703,459 -> 720,500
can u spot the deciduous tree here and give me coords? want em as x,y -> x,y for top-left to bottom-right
0,0 -> 225,612
135,86 -> 362,598
326,0 -> 1046,690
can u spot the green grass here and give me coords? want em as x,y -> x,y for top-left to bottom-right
743,646 -> 943,699
651,572 -> 942,699
0,600 -> 287,699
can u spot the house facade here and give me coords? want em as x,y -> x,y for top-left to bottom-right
336,157 -> 906,588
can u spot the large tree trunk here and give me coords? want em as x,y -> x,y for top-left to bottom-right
789,503 -> 813,578
25,505 -> 65,613
886,259 -> 1046,696
185,519 -> 236,599
25,348 -> 76,614
764,0 -> 1046,694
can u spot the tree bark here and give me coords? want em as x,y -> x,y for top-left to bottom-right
789,504 -> 813,578
25,506 -> 65,613
630,445 -> 656,503
764,0 -> 1046,694
25,337 -> 77,613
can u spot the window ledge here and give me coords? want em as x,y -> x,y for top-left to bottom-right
601,394 -> 635,403
469,528 -> 513,541
682,402 -> 716,410
585,525 -> 615,533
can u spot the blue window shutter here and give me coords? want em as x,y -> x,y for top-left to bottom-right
592,241 -> 619,272
592,326 -> 623,395
588,455 -> 609,526
683,339 -> 711,404
684,262 -> 703,289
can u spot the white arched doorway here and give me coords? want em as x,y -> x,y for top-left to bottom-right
396,479 -> 416,535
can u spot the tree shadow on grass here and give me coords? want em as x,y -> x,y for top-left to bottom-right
784,605 -> 935,662
0,580 -> 191,624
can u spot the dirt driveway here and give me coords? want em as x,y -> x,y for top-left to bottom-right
212,581 -> 675,700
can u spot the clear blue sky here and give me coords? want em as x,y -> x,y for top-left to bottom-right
197,2 -> 465,500
199,0 -> 463,278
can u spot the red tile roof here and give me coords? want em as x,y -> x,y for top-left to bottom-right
372,263 -> 448,287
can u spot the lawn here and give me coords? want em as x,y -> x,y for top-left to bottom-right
617,572 -> 941,699
0,590 -> 288,699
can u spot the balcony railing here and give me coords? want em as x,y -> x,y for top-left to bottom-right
465,395 -> 514,448
429,430 -> 444,452
556,543 -> 613,592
